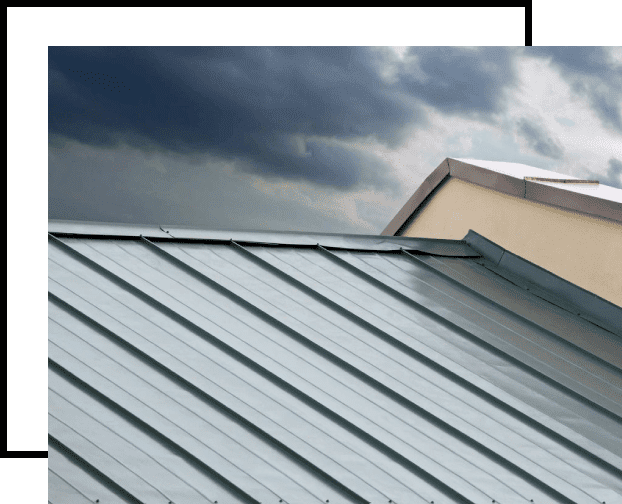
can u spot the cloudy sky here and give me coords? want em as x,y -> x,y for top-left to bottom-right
48,45 -> 622,235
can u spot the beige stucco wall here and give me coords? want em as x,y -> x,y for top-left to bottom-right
402,177 -> 622,307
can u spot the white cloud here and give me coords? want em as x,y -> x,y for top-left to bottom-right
607,46 -> 622,65
506,53 -> 622,179
390,46 -> 408,60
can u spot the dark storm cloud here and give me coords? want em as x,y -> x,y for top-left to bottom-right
398,47 -> 517,119
49,46 -> 525,195
48,141 -> 385,234
48,46 -> 418,194
526,47 -> 622,133
515,117 -> 564,159
587,158 -> 622,189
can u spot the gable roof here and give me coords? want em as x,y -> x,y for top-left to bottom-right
48,221 -> 622,504
382,158 -> 622,237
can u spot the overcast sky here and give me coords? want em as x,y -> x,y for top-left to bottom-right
48,45 -> 622,234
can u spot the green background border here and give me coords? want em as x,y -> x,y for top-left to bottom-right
1,1 -> 619,502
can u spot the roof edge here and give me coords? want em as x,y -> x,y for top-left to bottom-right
383,158 -> 622,236
381,158 -> 451,236
463,229 -> 622,336
48,219 -> 480,257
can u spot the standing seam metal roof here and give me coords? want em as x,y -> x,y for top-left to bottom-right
48,222 -> 622,504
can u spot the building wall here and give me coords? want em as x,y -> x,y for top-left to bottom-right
402,177 -> 622,307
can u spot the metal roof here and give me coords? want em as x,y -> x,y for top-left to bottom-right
49,221 -> 622,504
382,158 -> 622,236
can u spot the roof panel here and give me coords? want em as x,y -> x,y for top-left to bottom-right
415,255 -> 622,370
49,225 -> 622,504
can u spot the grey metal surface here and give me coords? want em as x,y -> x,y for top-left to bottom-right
48,219 -> 477,257
463,229 -> 622,334
525,179 -> 622,222
448,158 -> 526,198
48,219 -> 173,239
49,225 -> 622,504
523,177 -> 599,183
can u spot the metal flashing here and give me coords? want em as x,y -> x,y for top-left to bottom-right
525,179 -> 622,222
524,177 -> 599,184
47,219 -> 173,239
48,219 -> 478,257
463,229 -> 622,336
381,158 -> 622,236
459,228 -> 506,266
449,158 -> 526,198
381,159 -> 450,236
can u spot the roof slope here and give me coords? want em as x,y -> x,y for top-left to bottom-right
48,222 -> 622,504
